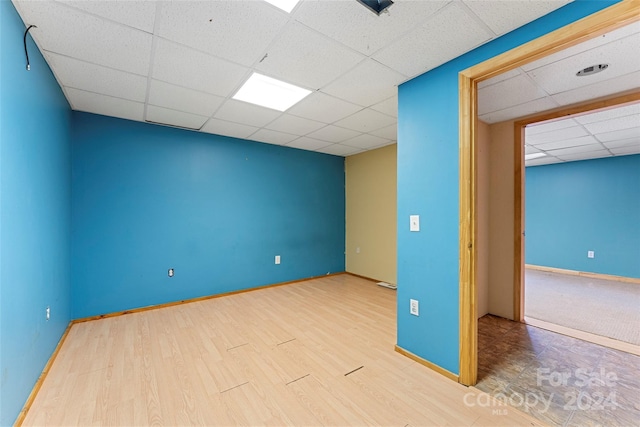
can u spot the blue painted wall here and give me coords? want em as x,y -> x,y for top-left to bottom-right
526,155 -> 640,278
71,113 -> 345,319
397,0 -> 618,374
0,1 -> 72,424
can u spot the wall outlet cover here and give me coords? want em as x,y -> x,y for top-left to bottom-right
410,299 -> 419,316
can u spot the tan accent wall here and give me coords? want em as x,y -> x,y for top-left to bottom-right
488,120 -> 516,320
345,144 -> 397,285
477,121 -> 490,318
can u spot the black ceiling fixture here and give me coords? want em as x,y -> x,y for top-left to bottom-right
356,0 -> 394,15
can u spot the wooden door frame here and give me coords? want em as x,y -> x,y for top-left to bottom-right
458,0 -> 640,386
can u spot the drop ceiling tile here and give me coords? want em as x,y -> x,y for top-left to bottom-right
342,134 -> 390,149
316,144 -> 363,157
551,71 -> 640,106
58,0 -> 157,32
525,145 -> 543,155
478,74 -> 548,114
255,22 -> 364,89
266,114 -> 326,136
594,126 -> 640,143
201,118 -> 259,140
156,1 -> 288,67
603,137 -> 640,149
527,33 -> 640,95
525,118 -> 579,136
153,39 -> 249,97
306,125 -> 361,143
521,22 -> 640,72
526,157 -> 563,167
214,100 -> 281,128
145,105 -> 208,130
14,0 -> 152,75
45,52 -> 147,102
555,150 -> 612,162
321,60 -> 405,107
583,113 -> 640,135
546,143 -> 605,157
370,96 -> 398,118
574,103 -> 640,125
287,92 -> 363,124
66,88 -> 144,122
148,80 -> 224,117
286,137 -> 332,151
249,129 -> 298,146
463,0 -> 570,36
478,68 -> 522,89
609,145 -> 640,155
531,135 -> 596,151
334,109 -> 396,133
373,3 -> 493,78
369,124 -> 397,140
479,97 -> 558,124
293,0 -> 449,56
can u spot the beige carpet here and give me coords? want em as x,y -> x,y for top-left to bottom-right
525,268 -> 640,345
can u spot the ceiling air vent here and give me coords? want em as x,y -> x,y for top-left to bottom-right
576,64 -> 609,77
356,0 -> 394,15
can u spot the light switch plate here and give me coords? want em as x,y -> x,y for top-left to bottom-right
275,255 -> 281,264
410,215 -> 420,232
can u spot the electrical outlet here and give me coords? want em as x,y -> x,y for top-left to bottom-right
46,306 -> 50,321
356,247 -> 360,254
410,299 -> 419,316
275,255 -> 281,265
168,268 -> 174,277
587,250 -> 595,259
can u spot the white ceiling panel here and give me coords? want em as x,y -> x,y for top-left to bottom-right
155,1 -> 288,67
148,80 -> 224,117
583,113 -> 640,135
45,52 -> 147,102
529,133 -> 594,149
266,114 -> 325,136
14,0 -> 152,75
214,100 -> 281,128
574,102 -> 640,124
527,33 -> 640,95
524,145 -> 542,154
373,2 -> 493,78
546,143 -> 606,156
255,22 -> 364,89
551,70 -> 640,106
201,118 -> 258,140
249,129 -> 298,145
478,74 -> 548,114
145,105 -> 208,130
609,145 -> 640,155
555,150 -> 612,162
478,68 -> 521,89
306,125 -> 361,143
316,144 -> 363,157
479,97 -> 558,124
334,109 -> 396,133
369,124 -> 397,140
293,0 -> 449,56
603,137 -> 640,149
287,92 -> 362,124
526,156 -> 563,166
58,0 -> 157,33
322,59 -> 405,107
286,137 -> 332,151
525,118 -> 579,135
153,39 -> 249,98
594,126 -> 640,142
463,0 -> 570,36
66,88 -> 144,122
342,134 -> 390,150
370,96 -> 398,118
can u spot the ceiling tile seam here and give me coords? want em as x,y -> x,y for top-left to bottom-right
65,87 -> 145,109
145,102 -> 210,121
550,70 -> 640,100
482,94 -> 561,118
41,49 -> 149,78
456,1 -> 499,38
50,0 -> 156,35
520,70 -> 562,108
142,1 -> 164,125
477,67 -> 524,90
39,51 -> 79,108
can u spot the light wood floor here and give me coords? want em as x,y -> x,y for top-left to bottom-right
23,274 -> 542,426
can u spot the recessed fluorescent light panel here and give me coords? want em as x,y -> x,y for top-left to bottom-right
264,0 -> 300,13
233,73 -> 312,112
525,153 -> 547,161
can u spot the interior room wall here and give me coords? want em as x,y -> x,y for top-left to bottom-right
71,113 -> 346,319
345,144 -> 397,285
476,121 -> 490,318
488,120 -> 516,320
0,2 -> 72,424
396,0 -> 617,375
526,154 -> 640,278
